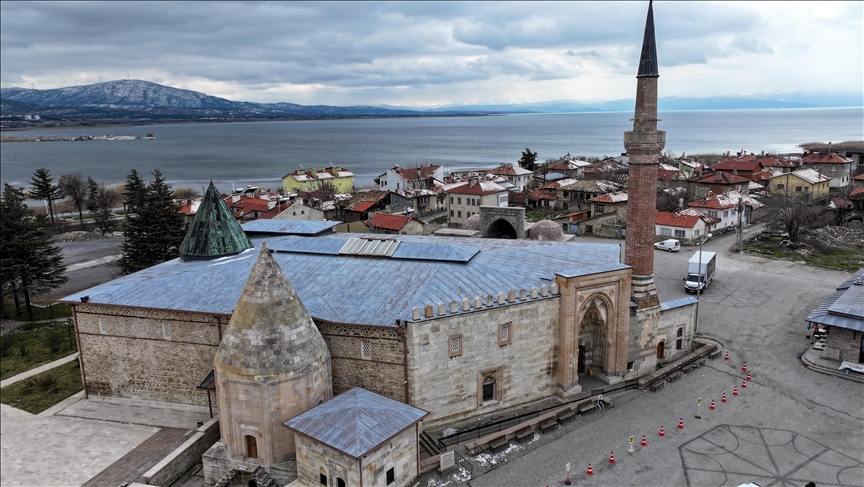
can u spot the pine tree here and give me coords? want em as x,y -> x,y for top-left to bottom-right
518,148 -> 538,172
119,169 -> 187,275
86,177 -> 120,236
29,167 -> 62,227
1,184 -> 68,320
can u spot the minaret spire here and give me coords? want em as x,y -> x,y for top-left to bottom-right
637,0 -> 659,78
623,1 -> 665,309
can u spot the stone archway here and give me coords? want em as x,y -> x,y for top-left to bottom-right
579,298 -> 609,374
487,219 -> 517,239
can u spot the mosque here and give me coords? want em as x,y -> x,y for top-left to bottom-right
62,3 -> 694,486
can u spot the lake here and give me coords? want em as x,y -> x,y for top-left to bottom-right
1,107 -> 861,192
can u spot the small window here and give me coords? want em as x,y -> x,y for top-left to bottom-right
450,197 -> 453,203
320,473 -> 328,485
776,183 -> 785,189
694,229 -> 701,237
627,361 -> 634,371
301,210 -> 305,214
795,186 -> 802,192
661,228 -> 671,236
498,322 -> 512,346
586,225 -> 593,234
676,327 -> 683,350
674,229 -> 685,238
457,197 -> 461,205
458,211 -> 462,218
482,376 -> 496,402
595,204 -> 605,213
830,165 -> 837,171
386,468 -> 395,485
450,210 -> 454,217
449,334 -> 463,357
723,210 -> 729,217
361,341 -> 371,359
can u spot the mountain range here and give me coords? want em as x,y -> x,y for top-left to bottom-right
1,80 -> 860,127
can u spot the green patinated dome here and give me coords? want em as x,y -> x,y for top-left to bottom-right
179,181 -> 253,259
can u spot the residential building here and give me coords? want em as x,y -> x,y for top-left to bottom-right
365,213 -> 426,235
654,209 -> 716,242
800,151 -> 853,189
388,187 -> 441,217
555,179 -> 623,211
687,190 -> 764,231
569,191 -> 629,238
708,154 -> 767,182
223,193 -> 285,221
768,169 -> 831,200
544,155 -> 592,179
444,179 -> 508,227
282,166 -> 355,194
686,171 -> 751,200
583,158 -> 628,182
487,163 -> 534,191
273,202 -> 325,221
376,164 -> 443,191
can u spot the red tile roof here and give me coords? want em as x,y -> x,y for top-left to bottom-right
711,155 -> 764,172
396,165 -> 441,180
801,152 -> 852,164
590,191 -> 628,203
349,200 -> 377,212
850,187 -> 864,198
657,169 -> 680,181
365,213 -> 424,231
757,156 -> 795,169
854,174 -> 864,181
655,211 -> 701,228
224,196 -> 282,220
690,171 -> 751,185
529,190 -> 557,200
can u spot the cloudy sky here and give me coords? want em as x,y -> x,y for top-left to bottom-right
1,1 -> 861,107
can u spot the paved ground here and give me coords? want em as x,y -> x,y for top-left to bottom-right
40,238 -> 123,303
423,228 -> 864,487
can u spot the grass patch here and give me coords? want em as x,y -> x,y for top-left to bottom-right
432,216 -> 448,225
1,298 -> 72,322
0,360 -> 82,414
1,322 -> 78,381
744,244 -> 864,273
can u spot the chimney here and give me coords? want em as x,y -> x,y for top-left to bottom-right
716,172 -> 722,182
232,194 -> 241,203
469,177 -> 478,188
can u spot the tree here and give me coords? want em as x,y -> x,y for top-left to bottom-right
58,173 -> 88,229
173,187 -> 200,200
119,169 -> 187,275
86,177 -> 120,236
518,148 -> 538,172
762,194 -> 826,243
29,168 -> 62,227
1,184 -> 68,320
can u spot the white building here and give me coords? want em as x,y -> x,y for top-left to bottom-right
444,179 -> 508,227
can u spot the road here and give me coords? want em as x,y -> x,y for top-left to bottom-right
39,238 -> 123,303
451,227 -> 864,487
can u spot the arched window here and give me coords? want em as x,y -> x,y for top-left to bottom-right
676,327 -> 683,350
657,341 -> 665,359
245,435 -> 258,459
337,478 -> 346,487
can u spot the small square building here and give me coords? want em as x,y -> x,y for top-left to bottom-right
284,387 -> 429,487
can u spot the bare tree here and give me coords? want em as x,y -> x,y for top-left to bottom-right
173,187 -> 200,200
762,195 -> 827,243
86,178 -> 120,235
58,173 -> 88,229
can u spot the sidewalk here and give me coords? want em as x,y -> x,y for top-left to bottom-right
800,345 -> 864,383
0,352 -> 80,388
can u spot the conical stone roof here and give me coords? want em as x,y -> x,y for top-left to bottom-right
179,181 -> 253,260
214,243 -> 329,381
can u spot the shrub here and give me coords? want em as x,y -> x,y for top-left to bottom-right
0,336 -> 14,358
46,331 -> 64,354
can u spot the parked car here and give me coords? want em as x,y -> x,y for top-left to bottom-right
654,239 -> 680,252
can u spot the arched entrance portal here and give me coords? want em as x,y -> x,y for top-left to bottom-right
487,219 -> 517,239
578,345 -> 586,373
580,298 -> 608,374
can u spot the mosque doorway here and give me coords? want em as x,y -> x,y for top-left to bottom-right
578,345 -> 586,373
580,298 -> 609,374
486,219 -> 517,239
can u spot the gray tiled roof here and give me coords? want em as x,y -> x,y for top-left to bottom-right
63,233 -> 627,326
806,268 -> 864,332
283,387 -> 428,459
659,296 -> 698,311
241,219 -> 340,236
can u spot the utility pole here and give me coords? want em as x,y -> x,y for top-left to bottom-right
736,200 -> 744,253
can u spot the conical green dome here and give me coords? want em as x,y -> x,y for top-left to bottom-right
179,181 -> 253,259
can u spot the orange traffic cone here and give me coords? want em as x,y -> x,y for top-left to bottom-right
724,351 -> 729,360
587,463 -> 593,475
742,362 -> 747,371
659,425 -> 665,436
609,451 -> 615,464
678,417 -> 684,429
722,392 -> 727,402
733,386 -> 739,396
641,434 -> 647,447
710,399 -> 716,410
746,371 -> 752,381
741,379 -> 747,389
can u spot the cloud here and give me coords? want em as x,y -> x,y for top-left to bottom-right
1,1 -> 861,105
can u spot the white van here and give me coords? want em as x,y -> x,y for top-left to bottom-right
654,239 -> 680,252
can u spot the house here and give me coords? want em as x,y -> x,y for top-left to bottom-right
677,158 -> 704,177
444,179 -> 508,227
583,158 -> 628,182
525,189 -> 557,209
487,163 -> 534,191
553,210 -> 590,235
657,168 -> 688,191
273,202 -> 325,222
555,179 -> 623,211
805,268 -> 864,364
687,190 -> 764,231
654,209 -> 716,242
708,154 -> 767,182
853,173 -> 864,189
544,155 -> 592,179
570,191 -> 629,238
768,169 -> 831,200
388,187 -> 441,217
800,151 -> 853,189
283,166 -> 355,194
686,171 -> 751,200
340,191 -> 389,222
365,213 -> 426,235
376,164 -> 443,192
223,193 -> 284,221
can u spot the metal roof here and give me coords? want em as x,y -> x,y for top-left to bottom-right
283,387 -> 428,459
637,1 -> 659,78
240,219 -> 340,236
179,181 -> 253,259
659,296 -> 698,311
62,233 -> 627,327
806,268 -> 864,332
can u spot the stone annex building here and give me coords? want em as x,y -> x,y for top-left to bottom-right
62,4 -> 694,486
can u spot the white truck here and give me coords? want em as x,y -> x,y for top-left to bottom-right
685,251 -> 716,293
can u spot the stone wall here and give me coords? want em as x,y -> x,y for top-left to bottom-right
317,321 -> 407,402
294,426 -> 419,487
406,298 -> 559,426
144,417 -> 220,486
827,327 -> 861,363
73,303 -> 225,405
656,303 -> 696,363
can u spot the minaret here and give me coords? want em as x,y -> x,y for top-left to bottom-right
624,0 -> 664,309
